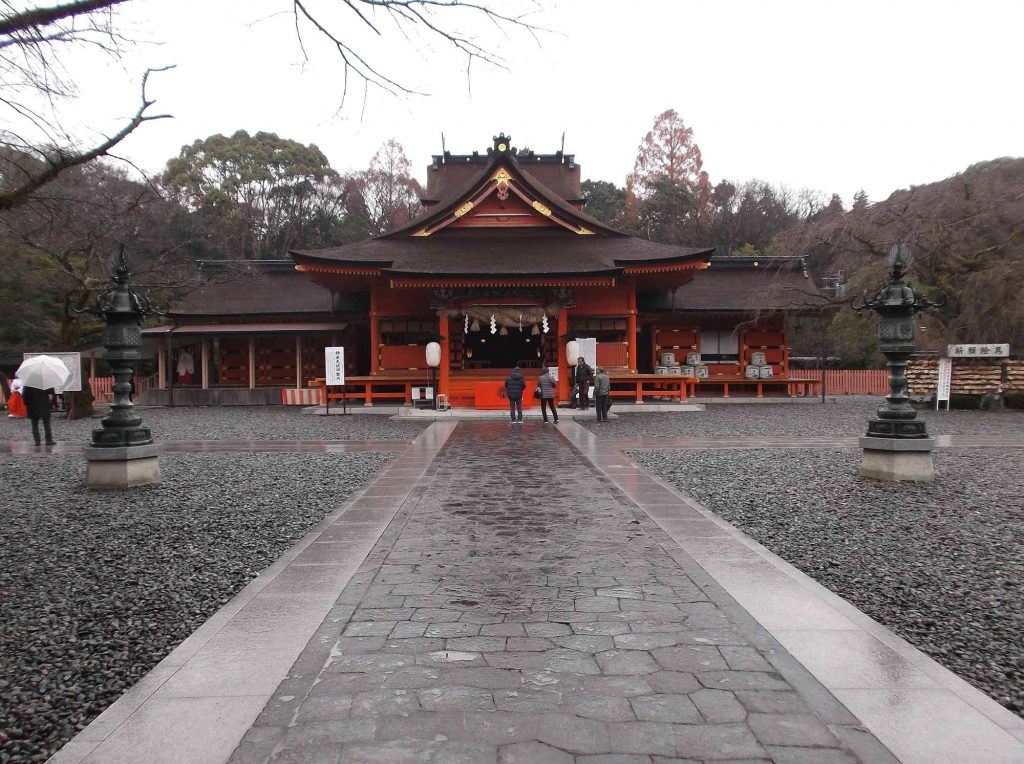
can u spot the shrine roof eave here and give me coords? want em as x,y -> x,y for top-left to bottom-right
291,242 -> 714,276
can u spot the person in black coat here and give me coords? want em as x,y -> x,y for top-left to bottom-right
504,366 -> 527,423
22,385 -> 56,446
571,357 -> 594,410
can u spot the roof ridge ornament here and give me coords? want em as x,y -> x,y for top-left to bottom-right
490,133 -> 514,155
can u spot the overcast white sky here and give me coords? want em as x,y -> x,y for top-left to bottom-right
64,0 -> 1024,204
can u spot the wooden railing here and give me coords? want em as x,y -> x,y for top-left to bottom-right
797,369 -> 889,395
88,375 -> 152,403
609,374 -> 694,403
309,376 -> 422,406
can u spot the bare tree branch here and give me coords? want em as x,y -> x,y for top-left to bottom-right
1,66 -> 171,211
0,0 -> 128,38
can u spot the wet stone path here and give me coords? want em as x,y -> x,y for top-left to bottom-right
230,423 -> 884,763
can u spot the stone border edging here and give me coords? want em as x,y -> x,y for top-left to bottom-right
48,423 -> 458,764
558,421 -> 1024,763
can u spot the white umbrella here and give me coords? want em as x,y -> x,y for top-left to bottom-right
16,355 -> 72,392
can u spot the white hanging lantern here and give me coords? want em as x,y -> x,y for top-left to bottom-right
566,340 -> 580,366
531,324 -> 540,336
425,342 -> 441,368
499,326 -> 508,336
470,319 -> 480,332
490,314 -> 497,334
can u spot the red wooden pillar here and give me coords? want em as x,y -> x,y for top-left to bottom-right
557,307 -> 569,402
627,285 -> 638,373
369,285 -> 380,375
438,313 -> 450,402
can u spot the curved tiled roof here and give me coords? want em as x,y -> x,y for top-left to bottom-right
292,236 -> 713,276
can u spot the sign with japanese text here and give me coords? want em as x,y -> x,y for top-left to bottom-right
578,337 -> 597,369
324,347 -> 345,386
946,344 -> 1009,358
936,357 -> 952,409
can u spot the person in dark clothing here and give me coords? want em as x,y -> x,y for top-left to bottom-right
22,385 -> 56,445
537,366 -> 558,423
504,366 -> 526,423
572,357 -> 594,410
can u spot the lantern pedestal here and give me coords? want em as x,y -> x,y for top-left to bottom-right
85,444 -> 162,488
859,436 -> 935,482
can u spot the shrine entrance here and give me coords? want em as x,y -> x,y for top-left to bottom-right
462,329 -> 545,370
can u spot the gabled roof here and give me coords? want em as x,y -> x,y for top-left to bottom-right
291,134 -> 714,283
385,138 -> 621,238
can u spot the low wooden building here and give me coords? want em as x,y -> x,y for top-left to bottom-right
144,135 -> 822,406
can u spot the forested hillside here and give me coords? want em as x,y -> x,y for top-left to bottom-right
580,111 -> 1024,366
775,158 -> 1024,361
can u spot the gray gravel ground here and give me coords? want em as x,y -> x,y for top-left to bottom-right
0,406 -> 428,443
584,396 -> 1024,437
630,446 -> 1024,718
0,450 -> 393,763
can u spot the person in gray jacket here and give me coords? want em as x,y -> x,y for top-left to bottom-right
537,367 -> 559,423
594,366 -> 611,421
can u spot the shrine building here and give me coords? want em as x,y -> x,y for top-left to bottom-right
143,134 -> 821,407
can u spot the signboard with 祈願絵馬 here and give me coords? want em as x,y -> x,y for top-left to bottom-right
325,347 -> 345,386
946,344 -> 1010,358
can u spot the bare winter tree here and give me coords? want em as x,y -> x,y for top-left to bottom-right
0,0 -> 541,211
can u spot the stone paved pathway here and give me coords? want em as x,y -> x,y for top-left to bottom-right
229,422 -> 889,763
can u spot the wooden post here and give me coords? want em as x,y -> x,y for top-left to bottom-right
157,343 -> 165,390
369,286 -> 380,375
557,307 -> 569,402
438,313 -> 450,404
627,285 -> 638,373
295,335 -> 302,389
248,337 -> 256,389
89,354 -> 98,389
649,323 -> 658,374
201,340 -> 209,390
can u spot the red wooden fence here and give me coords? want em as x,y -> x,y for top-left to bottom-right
799,369 -> 888,395
88,375 -> 152,402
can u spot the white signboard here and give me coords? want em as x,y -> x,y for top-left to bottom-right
324,347 -> 345,386
23,352 -> 82,392
548,366 -> 559,384
947,343 -> 1009,358
578,337 -> 598,369
936,357 -> 952,411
